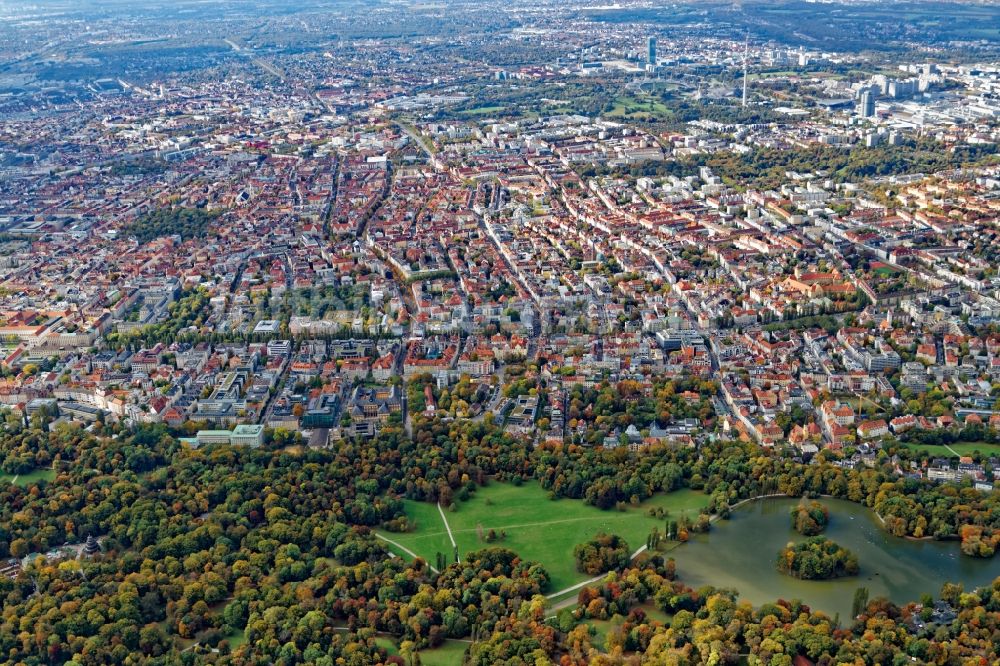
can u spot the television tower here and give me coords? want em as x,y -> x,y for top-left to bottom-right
741,37 -> 749,108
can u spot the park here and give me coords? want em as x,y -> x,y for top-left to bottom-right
376,480 -> 709,595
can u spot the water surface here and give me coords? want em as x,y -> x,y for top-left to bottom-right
672,497 -> 999,618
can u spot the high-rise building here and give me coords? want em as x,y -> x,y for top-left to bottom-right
888,78 -> 917,99
741,38 -> 749,107
647,37 -> 657,65
858,90 -> 876,118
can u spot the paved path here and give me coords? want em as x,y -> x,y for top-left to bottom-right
544,573 -> 606,601
437,502 -> 459,563
544,545 -> 649,616
544,545 -> 648,601
720,493 -> 788,517
398,514 -> 644,540
375,533 -> 440,573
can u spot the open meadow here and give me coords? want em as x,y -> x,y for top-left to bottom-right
378,481 -> 708,593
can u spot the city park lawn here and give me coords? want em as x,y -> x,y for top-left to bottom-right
903,441 -> 1000,458
586,617 -> 620,651
377,481 -> 708,593
583,603 -> 672,650
747,70 -> 799,80
361,636 -> 467,666
458,105 -> 506,117
418,640 -> 469,666
223,628 -> 246,649
374,637 -> 398,656
606,95 -> 670,120
0,468 -> 56,487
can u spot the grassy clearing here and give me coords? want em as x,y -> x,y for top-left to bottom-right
871,265 -> 901,277
380,500 -> 454,565
459,105 -> 505,116
380,482 -> 708,592
586,617 -> 621,650
419,640 -> 468,666
904,441 -> 1000,458
584,607 -> 670,645
952,442 -> 1000,456
224,628 -> 246,649
582,601 -> 673,649
0,468 -> 56,487
636,601 -> 672,624
749,70 -> 799,80
606,95 -> 669,119
338,631 -> 466,664
570,601 -> 673,655
374,637 -> 398,656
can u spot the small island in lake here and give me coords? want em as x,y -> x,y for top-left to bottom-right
777,537 -> 859,580
791,500 -> 830,536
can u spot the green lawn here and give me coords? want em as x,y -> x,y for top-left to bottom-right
635,601 -> 672,624
380,500 -> 454,566
904,441 -> 1000,458
0,468 -> 56,487
366,637 -> 466,665
951,441 -> 1000,457
606,95 -> 669,120
374,637 -> 398,656
871,264 -> 901,277
459,105 -> 505,116
379,482 -> 708,592
223,628 -> 246,649
580,601 -> 672,650
748,70 -> 799,80
419,640 -> 468,666
586,617 -> 621,651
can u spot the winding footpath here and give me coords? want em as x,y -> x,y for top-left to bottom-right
375,533 -> 440,574
544,545 -> 649,616
437,502 -> 460,563
721,493 -> 789,517
544,494 -> 793,616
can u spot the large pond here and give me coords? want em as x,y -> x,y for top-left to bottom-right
672,497 -> 999,619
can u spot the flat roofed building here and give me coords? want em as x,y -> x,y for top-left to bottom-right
196,429 -> 233,446
195,425 -> 265,447
254,320 -> 280,334
232,424 -> 265,447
